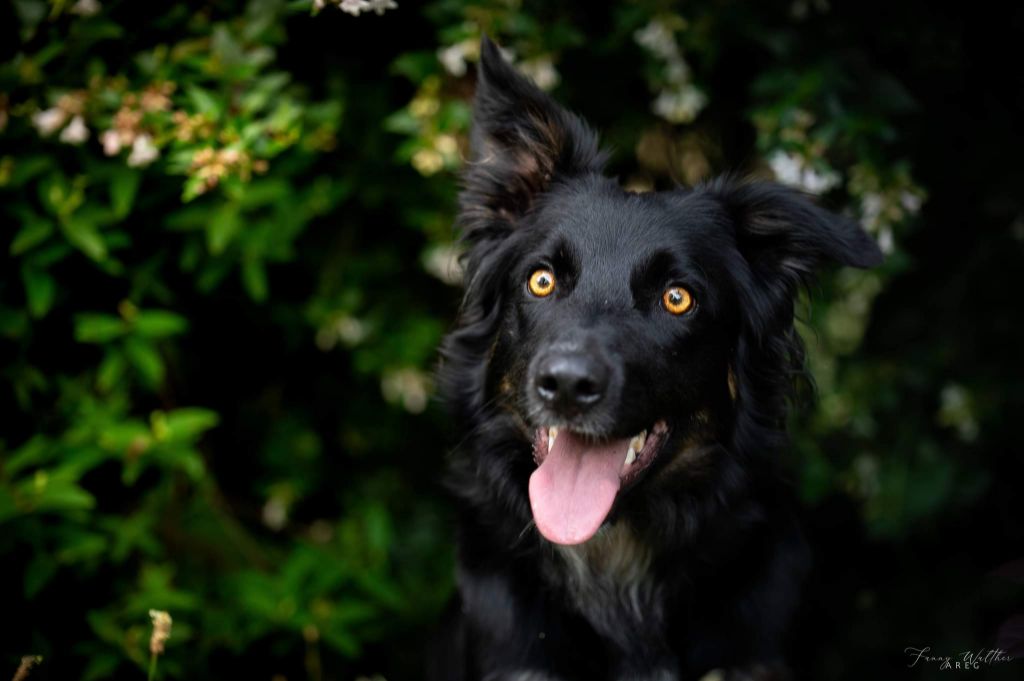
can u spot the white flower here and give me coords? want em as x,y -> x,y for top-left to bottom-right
315,314 -> 369,350
768,150 -> 839,195
317,0 -> 395,14
768,151 -> 803,186
437,43 -> 468,77
31,108 -> 68,136
899,190 -> 922,214
938,383 -> 979,442
519,56 -> 560,91
652,85 -> 706,124
381,367 -> 431,413
127,134 -> 158,167
70,0 -> 101,16
148,610 -> 173,656
433,133 -> 459,157
59,115 -> 89,144
876,225 -> 894,254
859,191 -> 884,229
634,20 -> 677,60
366,0 -> 397,15
800,165 -> 840,194
422,243 -> 464,285
411,149 -> 444,176
262,496 -> 288,530
339,0 -> 370,15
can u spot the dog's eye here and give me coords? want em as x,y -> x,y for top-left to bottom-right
528,268 -> 556,297
662,286 -> 694,315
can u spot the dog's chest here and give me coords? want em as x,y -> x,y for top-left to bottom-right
552,523 -> 664,641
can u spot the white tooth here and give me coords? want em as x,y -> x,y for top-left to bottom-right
630,431 -> 646,453
625,447 -> 636,466
548,427 -> 558,450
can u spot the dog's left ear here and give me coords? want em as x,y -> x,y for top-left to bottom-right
708,179 -> 883,305
460,37 -> 606,235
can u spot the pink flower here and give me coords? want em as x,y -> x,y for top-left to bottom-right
100,129 -> 123,156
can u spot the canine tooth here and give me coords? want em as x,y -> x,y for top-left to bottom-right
548,427 -> 558,450
629,431 -> 647,453
625,447 -> 636,466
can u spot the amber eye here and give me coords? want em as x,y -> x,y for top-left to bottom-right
528,268 -> 556,297
662,286 -> 694,315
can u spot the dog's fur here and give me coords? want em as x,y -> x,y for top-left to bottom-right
431,38 -> 882,681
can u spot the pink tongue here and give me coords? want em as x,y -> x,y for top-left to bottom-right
528,431 -> 629,545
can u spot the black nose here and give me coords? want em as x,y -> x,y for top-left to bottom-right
534,352 -> 609,413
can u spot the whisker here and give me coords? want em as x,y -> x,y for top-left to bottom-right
515,518 -> 536,545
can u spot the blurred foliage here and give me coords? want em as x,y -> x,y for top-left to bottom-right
1,0 -> 1021,679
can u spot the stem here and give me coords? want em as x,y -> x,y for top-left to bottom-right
148,653 -> 158,681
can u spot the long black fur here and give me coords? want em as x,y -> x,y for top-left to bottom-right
432,38 -> 883,681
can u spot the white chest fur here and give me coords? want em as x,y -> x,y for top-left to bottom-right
554,522 -> 662,636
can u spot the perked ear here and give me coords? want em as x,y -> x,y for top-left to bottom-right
460,37 -> 606,236
706,178 -> 883,298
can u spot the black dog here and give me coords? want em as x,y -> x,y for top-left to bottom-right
433,38 -> 882,681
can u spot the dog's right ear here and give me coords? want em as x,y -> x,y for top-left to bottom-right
459,37 -> 606,238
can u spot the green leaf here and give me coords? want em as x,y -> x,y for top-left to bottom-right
110,168 -> 142,218
38,173 -> 83,218
4,435 -> 53,476
22,266 -> 56,318
62,215 -> 108,261
383,110 -> 420,135
241,72 -> 291,114
207,203 -> 240,254
20,470 -> 96,514
5,155 -> 52,187
75,314 -> 127,343
133,310 -> 188,338
124,338 -> 164,388
98,420 -> 150,455
24,552 -> 59,598
96,351 -> 127,392
242,258 -> 268,301
161,445 -> 206,481
10,218 -> 54,255
12,0 -> 47,36
162,408 -> 220,442
54,527 -> 107,561
182,174 -> 208,203
186,85 -> 222,116
390,51 -> 440,82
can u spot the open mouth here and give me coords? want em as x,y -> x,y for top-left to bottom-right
527,421 -> 668,546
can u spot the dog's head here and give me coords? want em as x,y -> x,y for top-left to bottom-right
443,38 -> 882,546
